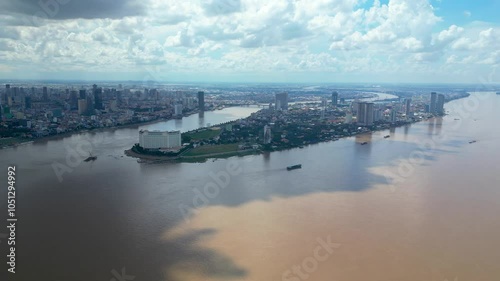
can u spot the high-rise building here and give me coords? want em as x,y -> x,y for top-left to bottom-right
24,96 -> 32,109
198,91 -> 205,111
430,92 -> 437,114
117,91 -> 123,105
373,108 -> 382,122
78,99 -> 88,115
332,91 -> 339,106
264,125 -> 272,144
437,94 -> 445,115
70,90 -> 78,110
405,98 -> 412,118
356,102 -> 374,126
94,85 -> 103,110
79,89 -> 86,100
43,86 -> 48,101
5,84 -> 10,104
391,109 -> 397,123
275,92 -> 289,110
86,96 -> 94,115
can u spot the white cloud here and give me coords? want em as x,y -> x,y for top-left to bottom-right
0,0 -> 497,82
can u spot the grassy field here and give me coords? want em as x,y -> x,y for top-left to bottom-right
183,143 -> 240,157
184,128 -> 221,140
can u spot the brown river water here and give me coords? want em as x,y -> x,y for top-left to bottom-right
0,94 -> 499,281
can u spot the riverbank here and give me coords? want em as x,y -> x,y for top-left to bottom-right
0,117 -> 171,150
0,108 -> 220,150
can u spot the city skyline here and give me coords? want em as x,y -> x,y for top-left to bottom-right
0,0 -> 498,83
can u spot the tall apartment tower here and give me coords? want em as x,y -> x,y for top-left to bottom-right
93,85 -> 103,110
437,94 -> 445,115
430,92 -> 437,114
198,91 -> 205,111
405,98 -> 412,118
4,84 -> 10,104
275,92 -> 289,110
356,102 -> 374,126
332,91 -> 339,106
79,89 -> 86,100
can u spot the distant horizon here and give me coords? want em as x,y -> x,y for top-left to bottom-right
0,78 -> 499,87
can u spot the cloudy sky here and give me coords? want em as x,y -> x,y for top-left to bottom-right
0,0 -> 498,83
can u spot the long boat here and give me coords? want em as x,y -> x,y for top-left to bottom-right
287,164 -> 302,171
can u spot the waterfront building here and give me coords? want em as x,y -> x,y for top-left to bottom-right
275,92 -> 289,110
430,92 -> 437,114
139,130 -> 182,149
373,108 -> 382,122
405,98 -> 412,118
437,94 -> 445,115
391,109 -> 397,123
198,91 -> 205,111
332,91 -> 339,106
356,102 -> 374,126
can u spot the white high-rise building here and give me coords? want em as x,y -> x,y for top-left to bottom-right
139,130 -> 182,149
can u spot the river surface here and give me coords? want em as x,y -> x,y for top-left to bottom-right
1,93 -> 500,281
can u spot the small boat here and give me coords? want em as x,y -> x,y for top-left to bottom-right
360,142 -> 368,145
287,164 -> 302,171
469,140 -> 477,144
84,152 -> 97,162
384,135 -> 390,139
